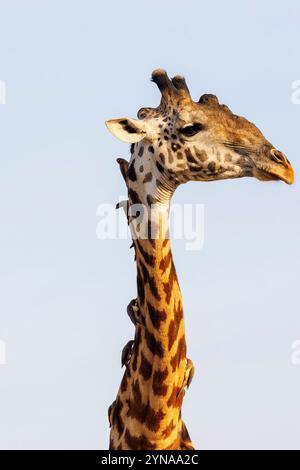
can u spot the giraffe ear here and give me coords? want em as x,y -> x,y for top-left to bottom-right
105,118 -> 147,143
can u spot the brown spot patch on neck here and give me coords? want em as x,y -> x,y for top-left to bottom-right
147,302 -> 167,329
125,430 -> 156,450
152,367 -> 168,397
139,351 -> 152,381
168,301 -> 183,351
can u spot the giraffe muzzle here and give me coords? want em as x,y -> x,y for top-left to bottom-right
268,149 -> 294,184
253,148 -> 294,185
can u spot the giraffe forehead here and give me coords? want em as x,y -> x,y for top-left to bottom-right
175,106 -> 207,124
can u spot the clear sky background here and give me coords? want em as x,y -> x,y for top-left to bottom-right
0,0 -> 299,450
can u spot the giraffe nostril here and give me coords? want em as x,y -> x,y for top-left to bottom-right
270,149 -> 290,168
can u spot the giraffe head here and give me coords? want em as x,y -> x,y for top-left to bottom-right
106,69 -> 294,192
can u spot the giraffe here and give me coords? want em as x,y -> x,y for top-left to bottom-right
105,69 -> 294,450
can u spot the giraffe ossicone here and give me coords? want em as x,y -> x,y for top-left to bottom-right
105,69 -> 294,451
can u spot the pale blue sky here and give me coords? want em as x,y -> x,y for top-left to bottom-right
0,0 -> 299,450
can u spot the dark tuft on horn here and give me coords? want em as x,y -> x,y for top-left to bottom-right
151,69 -> 172,89
151,69 -> 192,106
171,75 -> 191,98
151,69 -> 178,104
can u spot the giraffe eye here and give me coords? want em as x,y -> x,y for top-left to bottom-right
180,123 -> 204,137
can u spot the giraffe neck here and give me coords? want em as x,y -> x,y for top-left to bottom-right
109,148 -> 193,450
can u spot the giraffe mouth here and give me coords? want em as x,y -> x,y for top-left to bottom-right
253,164 -> 294,185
